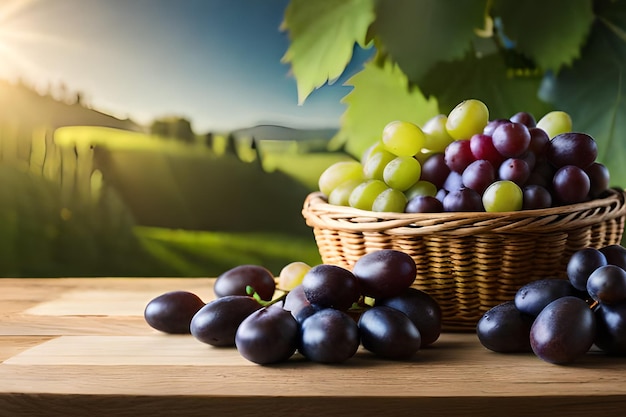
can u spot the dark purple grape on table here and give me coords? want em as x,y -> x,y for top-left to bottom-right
301,264 -> 360,311
530,296 -> 596,365
594,302 -> 626,355
190,295 -> 261,347
283,284 -> 311,318
586,265 -> 626,305
600,245 -> 626,270
566,247 -> 608,292
144,290 -> 205,334
376,287 -> 442,347
514,278 -> 583,317
358,305 -> 421,360
299,308 -> 360,364
476,301 -> 534,353
235,305 -> 299,365
213,264 -> 276,301
442,187 -> 484,212
352,249 -> 417,299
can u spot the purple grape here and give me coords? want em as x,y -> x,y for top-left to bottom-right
442,187 -> 484,212
483,118 -> 510,136
476,301 -> 533,353
376,287 -> 442,347
594,303 -> 626,355
528,127 -> 550,158
283,284 -> 311,318
514,278 -> 581,317
358,305 -> 421,360
444,139 -> 475,173
530,296 -> 596,364
405,195 -> 444,213
585,162 -> 610,198
600,245 -> 626,269
420,153 -> 450,189
442,170 -> 463,192
586,265 -> 626,305
552,165 -> 590,204
214,265 -> 276,301
498,158 -> 530,186
352,249 -> 416,299
235,305 -> 299,364
522,184 -> 552,209
492,122 -> 531,158
510,111 -> 536,128
566,248 -> 608,291
520,150 -> 537,171
462,159 -> 495,194
302,264 -> 360,311
190,295 -> 262,346
469,134 -> 505,168
547,132 -> 598,169
144,291 -> 205,334
435,188 -> 448,202
299,308 -> 360,363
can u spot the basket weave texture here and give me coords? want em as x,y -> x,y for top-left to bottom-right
302,188 -> 626,331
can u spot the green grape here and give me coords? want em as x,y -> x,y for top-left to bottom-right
372,188 -> 408,212
382,121 -> 426,157
363,149 -> 396,180
349,180 -> 389,211
328,179 -> 361,206
383,156 -> 421,191
422,114 -> 455,152
278,261 -> 312,291
446,99 -> 489,140
318,160 -> 363,196
361,140 -> 386,164
482,180 -> 523,212
536,111 -> 572,138
405,180 -> 437,200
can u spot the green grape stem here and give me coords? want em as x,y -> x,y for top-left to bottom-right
245,285 -> 286,307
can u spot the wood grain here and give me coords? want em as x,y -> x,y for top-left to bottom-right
2,277 -> 626,417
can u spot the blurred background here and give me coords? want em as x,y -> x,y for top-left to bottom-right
1,0 -> 624,277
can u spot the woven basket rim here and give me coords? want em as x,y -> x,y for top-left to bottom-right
302,188 -> 626,236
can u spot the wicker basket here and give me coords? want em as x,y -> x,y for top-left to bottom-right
302,188 -> 626,331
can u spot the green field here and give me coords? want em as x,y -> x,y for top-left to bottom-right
2,124 -> 349,277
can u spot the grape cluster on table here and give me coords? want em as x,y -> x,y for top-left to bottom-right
144,249 -> 442,365
477,244 -> 626,364
319,99 -> 611,213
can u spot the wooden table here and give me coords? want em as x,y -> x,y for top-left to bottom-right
2,278 -> 626,417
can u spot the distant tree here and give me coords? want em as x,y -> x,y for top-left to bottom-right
224,133 -> 237,155
150,116 -> 196,143
205,132 -> 214,149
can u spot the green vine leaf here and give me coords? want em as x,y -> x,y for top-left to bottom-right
493,0 -> 595,72
372,0 -> 487,84
420,51 -> 553,121
281,0 -> 376,104
330,60 -> 439,158
540,0 -> 626,187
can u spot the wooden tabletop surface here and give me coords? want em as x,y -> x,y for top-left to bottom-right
2,277 -> 626,417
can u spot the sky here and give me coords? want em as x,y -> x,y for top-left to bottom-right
0,0 -> 373,132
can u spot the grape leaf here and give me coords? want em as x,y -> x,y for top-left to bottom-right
492,0 -> 594,72
420,51 -> 553,120
372,0 -> 487,84
281,0 -> 376,104
330,60 -> 439,158
540,0 -> 626,188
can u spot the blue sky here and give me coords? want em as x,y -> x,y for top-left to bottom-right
0,0 -> 373,132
